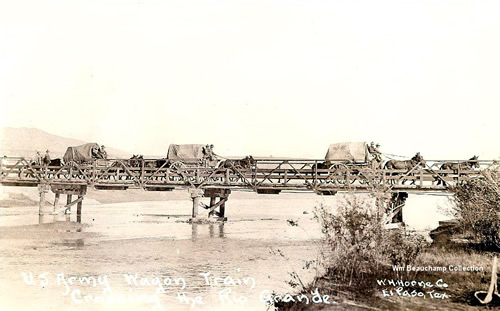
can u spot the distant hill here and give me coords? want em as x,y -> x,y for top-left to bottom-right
0,127 -> 130,159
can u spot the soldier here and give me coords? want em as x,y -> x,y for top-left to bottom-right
35,151 -> 43,165
373,143 -> 382,164
208,144 -> 215,160
203,144 -> 214,161
100,145 -> 107,159
43,150 -> 51,166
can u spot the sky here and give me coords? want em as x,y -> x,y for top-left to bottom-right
1,0 -> 499,160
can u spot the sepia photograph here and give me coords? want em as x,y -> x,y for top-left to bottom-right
0,1 -> 499,310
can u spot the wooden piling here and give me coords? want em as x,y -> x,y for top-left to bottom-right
208,196 -> 216,217
192,196 -> 200,218
77,195 -> 83,223
203,188 -> 231,220
219,200 -> 226,218
53,193 -> 60,213
38,183 -> 50,216
39,191 -> 46,215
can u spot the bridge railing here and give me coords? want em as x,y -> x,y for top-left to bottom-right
0,156 -> 490,191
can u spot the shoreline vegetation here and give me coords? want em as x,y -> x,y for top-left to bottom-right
272,164 -> 499,310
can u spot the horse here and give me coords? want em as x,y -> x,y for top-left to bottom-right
436,156 -> 479,186
440,155 -> 479,170
216,156 -> 256,182
105,155 -> 145,180
129,154 -> 144,167
48,158 -> 63,166
23,158 -> 63,178
384,153 -> 425,169
46,158 -> 64,177
218,156 -> 256,171
156,158 -> 169,168
384,153 -> 426,185
311,162 -> 330,174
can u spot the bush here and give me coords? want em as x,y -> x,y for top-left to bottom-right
384,230 -> 427,278
450,163 -> 500,250
314,193 -> 426,292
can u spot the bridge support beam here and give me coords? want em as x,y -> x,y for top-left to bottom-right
49,184 -> 87,223
387,192 -> 408,224
77,195 -> 83,223
204,188 -> 230,221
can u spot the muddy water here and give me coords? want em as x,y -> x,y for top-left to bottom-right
0,191 -> 452,311
0,192 -> 337,311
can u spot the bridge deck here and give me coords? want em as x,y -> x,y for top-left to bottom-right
0,157 -> 490,194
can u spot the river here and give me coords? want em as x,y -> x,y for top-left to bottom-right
0,190 -> 452,311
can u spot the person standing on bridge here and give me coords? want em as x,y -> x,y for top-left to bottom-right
42,150 -> 51,166
35,151 -> 43,166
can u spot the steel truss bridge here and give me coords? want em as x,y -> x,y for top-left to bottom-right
0,157 -> 491,192
0,157 -> 493,223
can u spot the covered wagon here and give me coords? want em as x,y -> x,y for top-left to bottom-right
63,143 -> 106,164
323,142 -> 382,169
166,144 -> 219,168
325,142 -> 370,165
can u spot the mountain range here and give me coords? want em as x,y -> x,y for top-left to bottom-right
1,127 -> 130,159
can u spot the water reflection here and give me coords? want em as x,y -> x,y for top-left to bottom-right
191,223 -> 198,241
191,223 -> 225,241
38,214 -> 57,224
38,213 -> 73,225
209,222 -> 225,238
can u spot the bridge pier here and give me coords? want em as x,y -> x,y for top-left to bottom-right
387,192 -> 408,224
189,188 -> 204,219
38,183 -> 51,216
49,184 -> 87,223
204,188 -> 230,220
189,188 -> 231,222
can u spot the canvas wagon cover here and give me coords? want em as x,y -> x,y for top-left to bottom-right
167,144 -> 205,161
63,143 -> 100,163
325,142 -> 369,162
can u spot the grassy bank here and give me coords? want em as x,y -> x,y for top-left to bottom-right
273,245 -> 498,310
271,184 -> 499,310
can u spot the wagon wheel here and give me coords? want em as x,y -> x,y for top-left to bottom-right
331,164 -> 349,184
170,161 -> 184,169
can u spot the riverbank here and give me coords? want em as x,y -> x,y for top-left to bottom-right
273,242 -> 499,310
